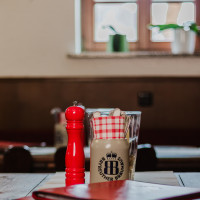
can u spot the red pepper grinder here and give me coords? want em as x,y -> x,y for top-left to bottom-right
65,101 -> 85,186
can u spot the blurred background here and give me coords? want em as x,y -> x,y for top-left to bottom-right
0,0 -> 200,172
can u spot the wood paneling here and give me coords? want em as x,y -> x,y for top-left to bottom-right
0,77 -> 199,145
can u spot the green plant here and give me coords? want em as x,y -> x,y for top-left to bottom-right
102,25 -> 128,52
102,25 -> 119,34
149,22 -> 200,36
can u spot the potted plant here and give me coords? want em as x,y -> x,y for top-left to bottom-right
149,22 -> 200,54
103,25 -> 129,52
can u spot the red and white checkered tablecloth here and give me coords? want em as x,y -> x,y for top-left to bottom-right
91,116 -> 125,139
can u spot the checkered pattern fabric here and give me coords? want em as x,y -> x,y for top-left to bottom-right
91,116 -> 125,139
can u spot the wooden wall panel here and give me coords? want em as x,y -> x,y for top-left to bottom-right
0,78 -> 199,145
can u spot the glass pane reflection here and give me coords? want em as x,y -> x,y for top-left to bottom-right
94,3 -> 137,42
151,2 -> 195,42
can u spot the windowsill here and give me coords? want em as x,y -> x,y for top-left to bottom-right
68,51 -> 200,59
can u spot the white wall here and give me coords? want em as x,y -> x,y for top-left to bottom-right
0,0 -> 200,78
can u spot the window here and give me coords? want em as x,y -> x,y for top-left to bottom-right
151,1 -> 195,42
81,0 -> 200,51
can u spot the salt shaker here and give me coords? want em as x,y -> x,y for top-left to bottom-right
65,102 -> 85,186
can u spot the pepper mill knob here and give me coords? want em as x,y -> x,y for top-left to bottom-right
65,102 -> 84,122
65,102 -> 85,186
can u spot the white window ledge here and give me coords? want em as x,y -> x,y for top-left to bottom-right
68,51 -> 200,59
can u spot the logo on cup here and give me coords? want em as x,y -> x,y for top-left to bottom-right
98,151 -> 124,181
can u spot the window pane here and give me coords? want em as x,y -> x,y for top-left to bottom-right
151,2 -> 195,42
95,0 -> 136,2
152,0 -> 194,2
94,3 -> 137,42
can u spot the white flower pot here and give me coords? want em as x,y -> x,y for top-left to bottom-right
171,29 -> 196,55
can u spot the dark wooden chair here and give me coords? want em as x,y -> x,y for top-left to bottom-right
3,146 -> 33,172
136,144 -> 157,171
54,146 -> 67,171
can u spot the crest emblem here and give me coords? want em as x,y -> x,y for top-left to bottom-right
98,151 -> 124,181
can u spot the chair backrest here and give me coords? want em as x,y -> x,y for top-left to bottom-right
136,144 -> 157,171
3,146 -> 33,172
54,146 -> 67,171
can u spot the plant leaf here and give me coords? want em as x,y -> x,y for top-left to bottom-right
102,25 -> 118,34
149,23 -> 200,35
149,24 -> 183,31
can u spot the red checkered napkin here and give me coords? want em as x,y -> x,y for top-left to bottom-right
91,116 -> 125,139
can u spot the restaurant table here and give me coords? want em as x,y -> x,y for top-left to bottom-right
1,146 -> 200,172
1,171 -> 200,199
30,145 -> 200,162
155,146 -> 200,171
30,146 -> 200,171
